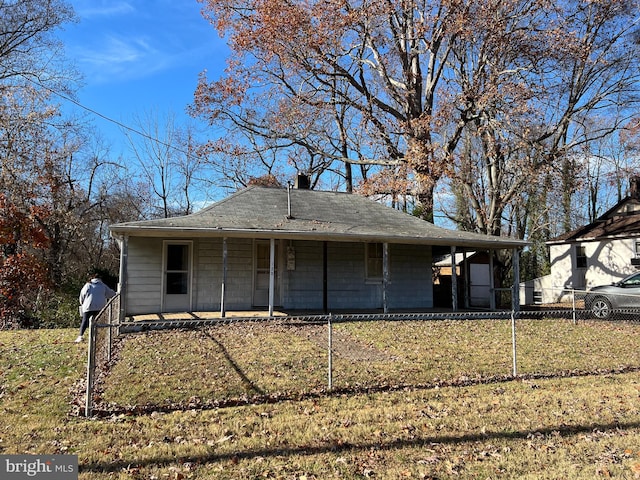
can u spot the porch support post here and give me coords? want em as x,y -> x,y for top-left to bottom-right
512,247 -> 521,312
118,234 -> 128,323
269,238 -> 275,316
221,237 -> 227,318
462,250 -> 469,309
489,250 -> 496,310
450,246 -> 458,311
118,235 -> 129,323
323,241 -> 328,314
382,242 -> 389,314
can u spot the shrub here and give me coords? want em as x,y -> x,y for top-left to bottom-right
37,291 -> 81,329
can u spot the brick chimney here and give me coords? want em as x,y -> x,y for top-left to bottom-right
294,173 -> 311,189
631,176 -> 640,200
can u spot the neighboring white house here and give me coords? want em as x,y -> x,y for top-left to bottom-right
521,177 -> 640,304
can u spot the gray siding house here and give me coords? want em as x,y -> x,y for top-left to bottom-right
109,185 -> 527,317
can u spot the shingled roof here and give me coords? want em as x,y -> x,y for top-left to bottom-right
548,196 -> 640,244
110,186 -> 526,249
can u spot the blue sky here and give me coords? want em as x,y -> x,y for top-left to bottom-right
59,0 -> 227,156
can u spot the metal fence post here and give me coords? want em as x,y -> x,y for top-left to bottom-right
115,294 -> 121,337
511,310 -> 517,377
328,313 -> 333,391
85,315 -> 97,418
107,302 -> 113,362
572,288 -> 577,325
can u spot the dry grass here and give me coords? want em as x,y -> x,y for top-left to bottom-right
2,320 -> 640,479
101,319 -> 640,409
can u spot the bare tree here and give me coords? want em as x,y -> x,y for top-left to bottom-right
193,0 -> 478,220
194,0 -> 640,232
445,0 -> 640,236
0,0 -> 76,89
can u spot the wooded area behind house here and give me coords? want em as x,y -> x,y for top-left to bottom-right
2,0 -> 640,327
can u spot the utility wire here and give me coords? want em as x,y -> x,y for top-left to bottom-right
14,72 -> 198,159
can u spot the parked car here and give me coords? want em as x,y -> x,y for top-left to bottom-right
584,272 -> 640,319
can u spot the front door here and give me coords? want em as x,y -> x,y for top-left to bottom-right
469,263 -> 491,308
254,240 -> 280,307
163,241 -> 192,312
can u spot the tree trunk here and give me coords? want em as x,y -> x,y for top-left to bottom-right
415,186 -> 435,223
344,158 -> 353,193
561,158 -> 575,233
407,124 -> 439,223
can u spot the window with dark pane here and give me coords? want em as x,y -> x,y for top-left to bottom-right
576,245 -> 587,269
166,244 -> 189,294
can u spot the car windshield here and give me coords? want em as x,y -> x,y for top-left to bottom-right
620,273 -> 640,286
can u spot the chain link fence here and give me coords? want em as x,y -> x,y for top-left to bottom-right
84,294 -> 120,417
82,291 -> 640,417
522,285 -> 640,322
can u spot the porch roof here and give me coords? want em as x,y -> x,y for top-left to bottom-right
110,186 -> 527,249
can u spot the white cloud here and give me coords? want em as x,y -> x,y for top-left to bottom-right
74,1 -> 135,18
71,34 -> 168,83
62,0 -> 226,85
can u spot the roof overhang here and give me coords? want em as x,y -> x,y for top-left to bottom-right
110,225 -> 528,250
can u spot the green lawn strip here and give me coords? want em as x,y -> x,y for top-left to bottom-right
101,324 -> 329,407
0,329 -> 85,454
338,319 -> 640,381
334,319 -> 514,382
511,319 -> 640,374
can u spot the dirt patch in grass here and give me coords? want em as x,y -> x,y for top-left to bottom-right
290,324 -> 393,362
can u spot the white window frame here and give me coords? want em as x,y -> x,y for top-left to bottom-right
575,245 -> 587,269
